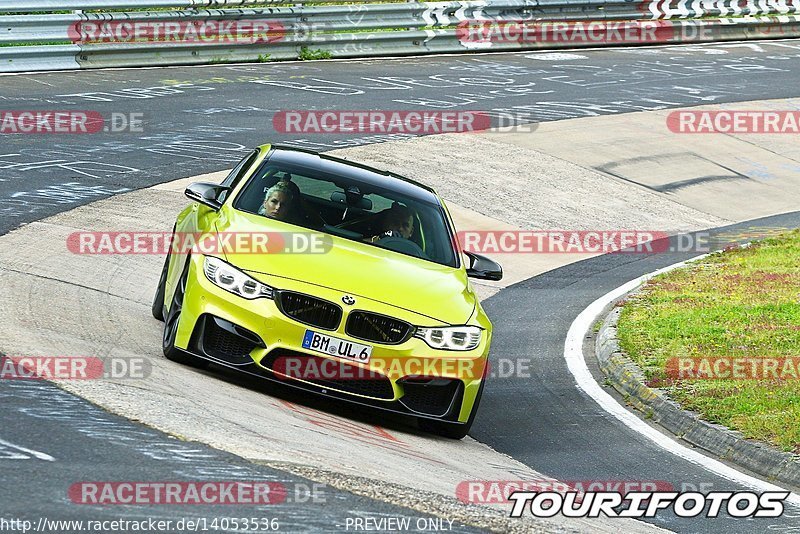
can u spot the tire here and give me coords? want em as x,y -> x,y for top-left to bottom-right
418,379 -> 485,439
162,257 -> 209,369
151,253 -> 170,321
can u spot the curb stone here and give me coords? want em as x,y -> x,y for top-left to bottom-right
596,304 -> 800,490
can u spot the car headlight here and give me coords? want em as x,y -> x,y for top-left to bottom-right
203,256 -> 273,300
413,326 -> 482,351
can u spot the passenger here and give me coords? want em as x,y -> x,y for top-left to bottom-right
368,203 -> 415,242
258,181 -> 294,221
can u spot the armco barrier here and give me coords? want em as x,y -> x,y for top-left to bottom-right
0,1 -> 799,72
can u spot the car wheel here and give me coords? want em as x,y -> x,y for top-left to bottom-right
418,379 -> 485,440
151,253 -> 170,321
162,258 -> 208,369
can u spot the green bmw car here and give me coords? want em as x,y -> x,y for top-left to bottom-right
152,144 -> 502,439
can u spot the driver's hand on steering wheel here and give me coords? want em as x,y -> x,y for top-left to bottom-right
369,229 -> 403,244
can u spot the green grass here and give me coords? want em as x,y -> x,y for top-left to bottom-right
0,41 -> 70,47
298,46 -> 332,60
617,230 -> 800,453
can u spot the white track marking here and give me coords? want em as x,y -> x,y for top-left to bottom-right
0,438 -> 55,461
563,255 -> 800,507
525,53 -> 588,60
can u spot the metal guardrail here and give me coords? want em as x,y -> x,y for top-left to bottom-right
1,0 -> 799,72
0,0 -> 355,12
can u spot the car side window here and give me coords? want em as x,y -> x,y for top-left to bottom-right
219,149 -> 259,203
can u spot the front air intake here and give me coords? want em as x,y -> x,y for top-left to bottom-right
345,311 -> 412,344
277,291 -> 342,330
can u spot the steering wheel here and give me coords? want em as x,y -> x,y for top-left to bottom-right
376,236 -> 426,259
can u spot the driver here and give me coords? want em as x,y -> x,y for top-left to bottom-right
368,203 -> 414,243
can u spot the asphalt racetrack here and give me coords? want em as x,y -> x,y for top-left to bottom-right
3,40 -> 800,234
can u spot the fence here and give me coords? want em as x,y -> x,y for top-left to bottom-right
1,0 -> 799,72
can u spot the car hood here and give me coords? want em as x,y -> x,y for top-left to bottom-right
215,210 -> 476,325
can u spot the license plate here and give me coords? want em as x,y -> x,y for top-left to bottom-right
301,330 -> 372,363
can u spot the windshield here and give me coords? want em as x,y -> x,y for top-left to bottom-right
232,160 -> 458,267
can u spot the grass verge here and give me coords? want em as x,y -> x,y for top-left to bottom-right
617,230 -> 800,453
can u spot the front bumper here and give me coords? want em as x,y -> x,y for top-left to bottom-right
174,256 -> 491,423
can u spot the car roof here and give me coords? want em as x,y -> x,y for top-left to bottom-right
262,144 -> 441,205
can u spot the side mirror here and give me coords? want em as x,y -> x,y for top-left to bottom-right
465,251 -> 503,281
185,182 -> 229,211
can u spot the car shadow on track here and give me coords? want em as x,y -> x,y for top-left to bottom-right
185,360 -> 448,441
